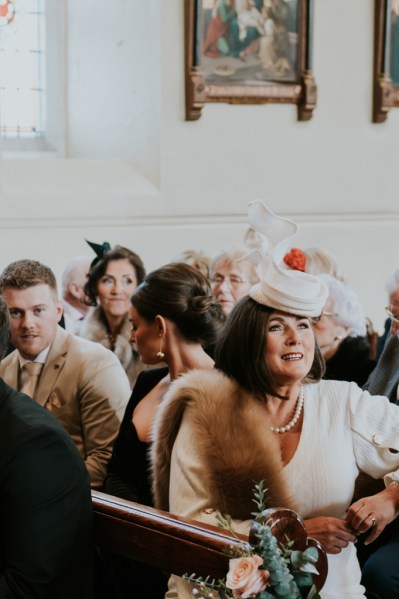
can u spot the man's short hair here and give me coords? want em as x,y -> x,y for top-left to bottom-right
0,297 -> 11,359
0,260 -> 58,295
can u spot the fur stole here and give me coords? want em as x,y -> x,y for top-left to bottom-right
77,307 -> 141,385
151,369 -> 296,520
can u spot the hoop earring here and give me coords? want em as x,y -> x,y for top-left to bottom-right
156,334 -> 165,359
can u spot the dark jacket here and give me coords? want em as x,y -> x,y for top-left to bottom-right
323,336 -> 376,387
0,379 -> 94,598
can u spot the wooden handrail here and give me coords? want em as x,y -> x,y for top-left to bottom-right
92,490 -> 246,580
92,491 -> 328,591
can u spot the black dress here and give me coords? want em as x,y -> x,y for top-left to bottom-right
102,368 -> 169,599
104,367 -> 168,504
323,336 -> 376,387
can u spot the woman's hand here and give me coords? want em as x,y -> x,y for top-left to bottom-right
346,485 -> 399,545
304,516 -> 357,554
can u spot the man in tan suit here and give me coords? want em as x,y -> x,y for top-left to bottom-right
0,259 -> 131,489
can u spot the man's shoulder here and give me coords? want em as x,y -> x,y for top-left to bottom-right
0,348 -> 18,373
56,327 -> 119,364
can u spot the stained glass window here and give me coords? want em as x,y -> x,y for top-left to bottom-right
0,0 -> 46,138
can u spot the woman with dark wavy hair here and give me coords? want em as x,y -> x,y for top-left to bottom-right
151,203 -> 399,599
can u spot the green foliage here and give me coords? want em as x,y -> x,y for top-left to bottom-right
185,482 -> 322,599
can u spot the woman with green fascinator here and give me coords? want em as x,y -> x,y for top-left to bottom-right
75,240 -> 147,388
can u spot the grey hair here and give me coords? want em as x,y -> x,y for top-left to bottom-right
210,245 -> 259,284
171,249 -> 211,279
304,248 -> 347,283
386,268 -> 399,296
317,273 -> 367,337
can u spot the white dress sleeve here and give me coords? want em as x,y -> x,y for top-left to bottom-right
348,383 -> 399,486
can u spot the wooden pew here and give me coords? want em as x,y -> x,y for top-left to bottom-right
92,491 -> 328,590
92,490 -> 243,580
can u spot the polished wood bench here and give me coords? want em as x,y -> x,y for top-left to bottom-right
92,491 -> 328,590
92,490 -> 244,580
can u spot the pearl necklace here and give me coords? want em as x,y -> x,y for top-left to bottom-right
270,385 -> 304,434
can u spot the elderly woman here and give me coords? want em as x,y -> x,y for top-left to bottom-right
312,274 -> 376,386
76,242 -> 146,387
151,202 -> 399,599
210,245 -> 259,316
103,263 -> 222,598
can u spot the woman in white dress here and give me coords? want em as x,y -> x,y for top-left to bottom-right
151,201 -> 399,599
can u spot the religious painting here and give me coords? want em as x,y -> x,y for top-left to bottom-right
372,0 -> 399,122
391,0 -> 399,104
185,0 -> 316,121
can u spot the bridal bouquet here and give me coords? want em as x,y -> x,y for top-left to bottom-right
184,482 -> 321,599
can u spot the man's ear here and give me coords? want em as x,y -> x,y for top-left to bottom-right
69,282 -> 81,300
155,314 -> 166,336
56,300 -> 63,323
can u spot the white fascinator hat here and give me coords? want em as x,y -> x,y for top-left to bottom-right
248,201 -> 328,317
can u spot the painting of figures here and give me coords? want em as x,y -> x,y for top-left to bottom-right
199,0 -> 299,83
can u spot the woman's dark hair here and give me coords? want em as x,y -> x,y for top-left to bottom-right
214,296 -> 325,400
84,246 -> 146,306
131,263 -> 223,346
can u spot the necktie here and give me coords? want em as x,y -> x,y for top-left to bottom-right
20,362 -> 43,399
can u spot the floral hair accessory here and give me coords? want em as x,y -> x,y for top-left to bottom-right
85,239 -> 112,268
283,248 -> 306,273
247,201 -> 328,317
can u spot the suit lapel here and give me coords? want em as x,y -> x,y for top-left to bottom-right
35,326 -> 69,407
4,352 -> 19,390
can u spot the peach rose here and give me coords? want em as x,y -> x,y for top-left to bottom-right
226,555 -> 270,598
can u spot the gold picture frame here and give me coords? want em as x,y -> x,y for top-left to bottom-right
372,0 -> 399,122
185,0 -> 317,121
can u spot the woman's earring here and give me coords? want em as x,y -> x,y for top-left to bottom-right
156,334 -> 165,359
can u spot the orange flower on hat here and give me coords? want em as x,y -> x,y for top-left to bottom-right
283,248 -> 306,272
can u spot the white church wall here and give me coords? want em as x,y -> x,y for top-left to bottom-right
0,0 -> 397,332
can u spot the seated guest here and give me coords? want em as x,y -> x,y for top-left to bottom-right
77,241 -> 146,387
210,245 -> 259,316
312,274 -> 376,386
284,245 -> 347,283
0,259 -> 131,489
103,263 -> 222,598
0,297 -> 94,598
151,202 -> 399,599
105,262 -> 222,502
365,266 -> 399,403
171,249 -> 211,279
358,267 -> 399,599
61,255 -> 91,330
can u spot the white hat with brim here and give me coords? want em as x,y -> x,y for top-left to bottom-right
247,201 -> 328,317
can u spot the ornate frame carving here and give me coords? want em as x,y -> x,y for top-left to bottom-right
185,0 -> 316,121
373,0 -> 395,123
